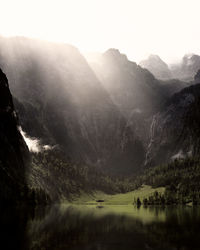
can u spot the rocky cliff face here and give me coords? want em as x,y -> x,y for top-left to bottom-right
88,49 -> 190,154
145,82 -> 200,167
0,68 -> 29,202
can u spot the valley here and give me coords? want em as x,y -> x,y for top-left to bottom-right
0,36 -> 200,206
1,0 -> 200,249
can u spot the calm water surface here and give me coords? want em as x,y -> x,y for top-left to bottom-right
1,204 -> 200,250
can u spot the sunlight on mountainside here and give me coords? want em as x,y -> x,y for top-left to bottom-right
1,1 -> 200,249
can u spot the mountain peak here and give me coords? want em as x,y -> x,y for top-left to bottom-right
148,54 -> 164,61
104,48 -> 128,62
140,54 -> 168,67
182,53 -> 200,65
139,54 -> 172,80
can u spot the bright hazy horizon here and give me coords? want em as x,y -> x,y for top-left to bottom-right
1,0 -> 200,64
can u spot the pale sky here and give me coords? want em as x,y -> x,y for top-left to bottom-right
0,0 -> 200,63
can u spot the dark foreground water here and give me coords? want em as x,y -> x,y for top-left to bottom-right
1,204 -> 200,250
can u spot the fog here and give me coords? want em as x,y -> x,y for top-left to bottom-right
19,127 -> 41,153
1,0 -> 200,64
19,127 -> 52,153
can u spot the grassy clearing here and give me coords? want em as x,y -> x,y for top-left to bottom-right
72,185 -> 165,205
62,185 -> 166,223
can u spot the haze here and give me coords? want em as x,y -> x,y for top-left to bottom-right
1,0 -> 200,63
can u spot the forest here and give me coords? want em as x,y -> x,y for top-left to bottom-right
134,157 -> 200,205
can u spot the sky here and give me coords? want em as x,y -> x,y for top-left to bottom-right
0,0 -> 200,63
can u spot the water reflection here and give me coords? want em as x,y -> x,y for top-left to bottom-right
1,204 -> 200,250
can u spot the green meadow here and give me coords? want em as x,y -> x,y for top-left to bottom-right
72,185 -> 165,205
63,185 -> 166,223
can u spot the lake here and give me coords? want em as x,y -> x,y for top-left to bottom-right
1,204 -> 200,250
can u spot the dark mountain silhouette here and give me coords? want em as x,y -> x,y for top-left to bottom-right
0,68 -> 29,203
146,78 -> 200,167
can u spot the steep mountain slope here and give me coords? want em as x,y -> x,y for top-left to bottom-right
88,49 -> 189,116
158,78 -> 190,97
0,37 -> 145,174
139,54 -> 172,80
88,49 -> 167,116
0,68 -> 29,202
87,49 -> 190,151
28,150 -> 136,201
146,74 -> 200,167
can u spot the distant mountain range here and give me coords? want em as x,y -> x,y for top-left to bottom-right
139,53 -> 200,81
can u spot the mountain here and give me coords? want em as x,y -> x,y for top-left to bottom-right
171,54 -> 200,81
139,53 -> 200,83
88,49 -> 168,116
0,68 -> 29,203
139,54 -> 172,80
87,49 -> 190,152
0,36 -> 195,177
145,75 -> 200,167
0,37 -> 146,174
88,49 -> 190,117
